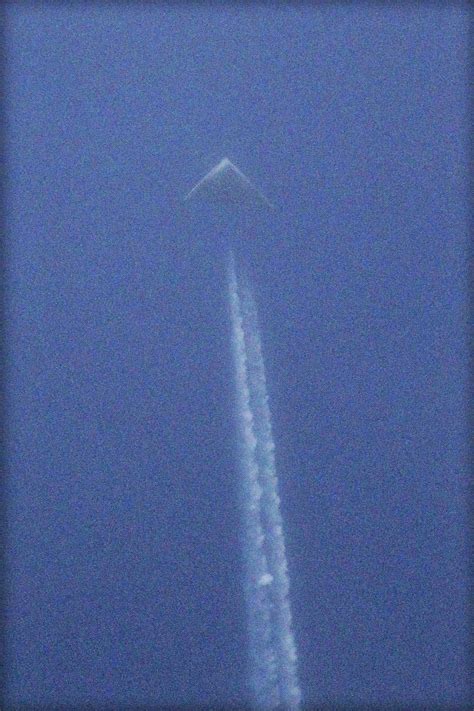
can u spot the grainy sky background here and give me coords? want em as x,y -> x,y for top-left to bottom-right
4,3 -> 470,709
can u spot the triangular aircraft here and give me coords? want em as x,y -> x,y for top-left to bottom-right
184,158 -> 273,209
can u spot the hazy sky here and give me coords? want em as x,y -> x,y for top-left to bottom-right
5,3 -> 470,709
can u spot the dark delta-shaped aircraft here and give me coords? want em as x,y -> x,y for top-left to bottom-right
184,158 -> 273,209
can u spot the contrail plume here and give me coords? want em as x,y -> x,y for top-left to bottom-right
183,159 -> 300,709
228,251 -> 301,711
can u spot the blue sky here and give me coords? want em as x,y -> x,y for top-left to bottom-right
4,3 -> 470,709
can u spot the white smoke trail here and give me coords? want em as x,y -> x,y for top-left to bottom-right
228,252 -> 301,711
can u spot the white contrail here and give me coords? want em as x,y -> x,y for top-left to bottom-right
228,251 -> 301,711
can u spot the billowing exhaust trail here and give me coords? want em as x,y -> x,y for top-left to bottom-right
228,251 -> 301,711
184,158 -> 300,708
